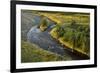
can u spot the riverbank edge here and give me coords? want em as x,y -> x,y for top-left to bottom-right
49,32 -> 90,59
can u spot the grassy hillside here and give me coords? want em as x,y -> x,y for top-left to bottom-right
21,41 -> 68,63
50,20 -> 90,57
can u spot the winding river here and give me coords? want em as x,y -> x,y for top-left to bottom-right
22,11 -> 84,60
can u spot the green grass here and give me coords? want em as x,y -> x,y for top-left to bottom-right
21,41 -> 68,63
50,23 -> 90,57
39,12 -> 90,25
